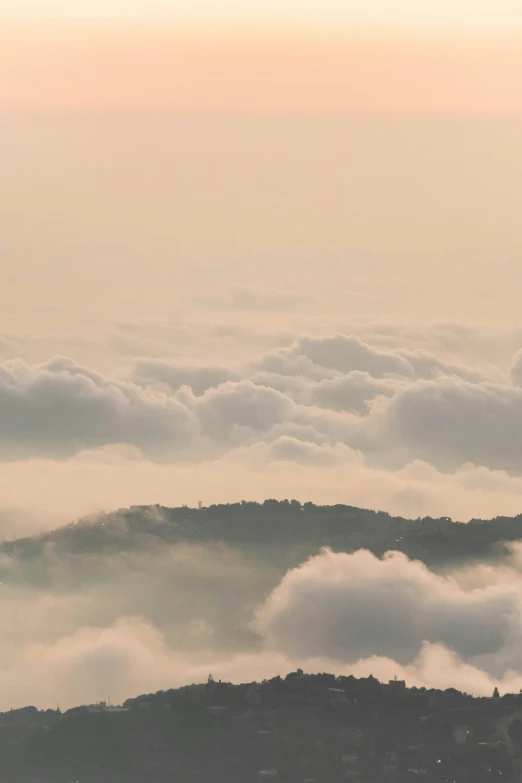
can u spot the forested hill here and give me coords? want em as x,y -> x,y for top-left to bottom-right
0,671 -> 520,783
2,500 -> 522,568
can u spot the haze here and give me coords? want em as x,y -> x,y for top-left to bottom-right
3,0 -> 522,25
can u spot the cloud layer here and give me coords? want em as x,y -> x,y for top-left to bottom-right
0,326 -> 521,526
0,335 -> 500,465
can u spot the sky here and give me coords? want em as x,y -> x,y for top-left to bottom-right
3,0 -> 522,113
2,0 -> 522,708
3,0 -> 522,24
4,25 -> 522,113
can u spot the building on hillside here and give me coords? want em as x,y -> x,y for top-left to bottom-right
386,678 -> 406,693
85,702 -> 129,714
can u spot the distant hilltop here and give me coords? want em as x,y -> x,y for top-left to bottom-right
3,500 -> 522,569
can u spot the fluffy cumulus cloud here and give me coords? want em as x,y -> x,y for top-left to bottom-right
306,371 -> 397,413
255,549 -> 522,666
131,358 -> 239,395
369,379 -> 522,472
276,335 -> 483,382
255,436 -> 361,467
3,327 -> 522,522
190,380 -> 297,443
0,357 -> 198,459
288,335 -> 417,377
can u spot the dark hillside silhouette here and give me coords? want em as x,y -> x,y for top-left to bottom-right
2,501 -> 521,572
1,671 -> 521,782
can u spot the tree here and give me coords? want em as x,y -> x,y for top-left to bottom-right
493,687 -> 500,698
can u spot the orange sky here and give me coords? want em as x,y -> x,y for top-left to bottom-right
2,23 -> 522,112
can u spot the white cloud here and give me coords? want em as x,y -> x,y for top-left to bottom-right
187,380 -> 297,444
367,378 -> 522,472
279,335 -> 416,378
255,548 -> 521,666
282,335 -> 483,382
0,357 -> 198,459
306,370 -> 397,413
251,351 -> 338,381
131,358 -> 239,395
253,436 -> 361,467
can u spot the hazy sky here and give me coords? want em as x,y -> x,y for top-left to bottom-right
3,0 -> 522,709
3,0 -> 522,25
4,24 -> 522,113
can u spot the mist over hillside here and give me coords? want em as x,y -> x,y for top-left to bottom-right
1,501 -> 522,709
3,499 -> 522,582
